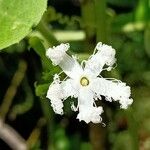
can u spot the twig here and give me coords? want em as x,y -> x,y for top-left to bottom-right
9,77 -> 34,120
0,119 -> 27,150
0,60 -> 27,121
27,117 -> 46,148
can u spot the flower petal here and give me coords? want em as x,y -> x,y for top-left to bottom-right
77,105 -> 103,123
91,77 -> 133,109
46,83 -> 64,115
61,79 -> 79,98
46,79 -> 78,115
77,88 -> 103,123
46,43 -> 83,79
84,42 -> 116,77
46,43 -> 69,65
59,54 -> 83,79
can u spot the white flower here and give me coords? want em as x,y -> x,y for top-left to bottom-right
46,42 -> 133,124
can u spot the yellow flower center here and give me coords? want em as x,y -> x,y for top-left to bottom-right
80,77 -> 89,86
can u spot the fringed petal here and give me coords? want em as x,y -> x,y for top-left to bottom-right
91,77 -> 133,109
77,105 -> 103,123
84,42 -> 116,77
46,43 -> 69,65
46,78 -> 78,115
46,43 -> 83,79
77,88 -> 103,123
61,79 -> 79,98
59,55 -> 83,79
46,83 -> 64,115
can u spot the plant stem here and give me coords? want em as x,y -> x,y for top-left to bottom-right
35,20 -> 57,149
81,0 -> 108,149
37,20 -> 59,46
94,0 -> 108,43
0,60 -> 27,121
40,98 -> 54,150
80,0 -> 96,52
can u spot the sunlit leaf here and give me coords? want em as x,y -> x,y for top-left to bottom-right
0,0 -> 47,50
134,0 -> 150,22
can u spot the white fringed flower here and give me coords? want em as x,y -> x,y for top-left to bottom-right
46,42 -> 133,124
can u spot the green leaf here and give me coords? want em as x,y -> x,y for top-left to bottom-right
29,36 -> 52,70
134,0 -> 150,22
35,83 -> 49,97
0,0 -> 47,50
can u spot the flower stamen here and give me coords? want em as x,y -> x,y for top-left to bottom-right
80,77 -> 89,86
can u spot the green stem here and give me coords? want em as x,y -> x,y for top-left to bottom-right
0,60 -> 27,121
40,98 -> 54,150
90,0 -> 107,150
81,0 -> 96,52
81,0 -> 107,150
94,0 -> 108,43
37,20 -> 59,46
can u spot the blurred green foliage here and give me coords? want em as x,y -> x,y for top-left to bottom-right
0,0 -> 150,150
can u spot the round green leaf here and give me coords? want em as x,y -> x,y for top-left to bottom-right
0,0 -> 47,50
